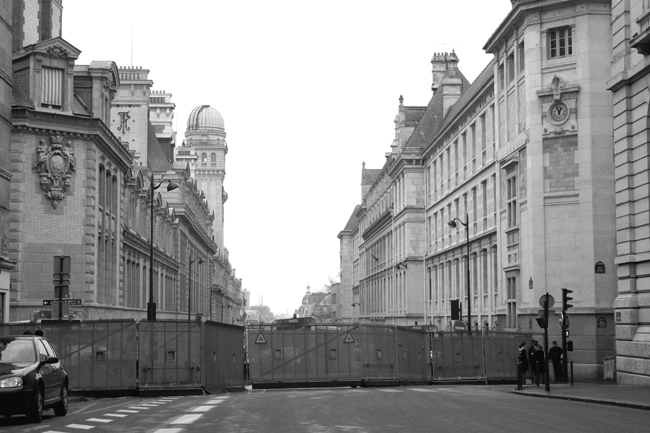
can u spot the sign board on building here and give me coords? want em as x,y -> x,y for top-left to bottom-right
597,317 -> 607,328
595,261 -> 606,274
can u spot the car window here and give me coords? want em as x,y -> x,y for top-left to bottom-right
0,339 -> 36,363
37,340 -> 50,361
43,340 -> 59,358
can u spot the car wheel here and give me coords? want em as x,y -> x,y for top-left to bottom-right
28,388 -> 43,423
53,384 -> 68,416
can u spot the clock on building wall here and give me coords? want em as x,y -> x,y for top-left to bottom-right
547,100 -> 569,125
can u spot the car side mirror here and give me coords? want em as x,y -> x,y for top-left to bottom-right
43,355 -> 59,364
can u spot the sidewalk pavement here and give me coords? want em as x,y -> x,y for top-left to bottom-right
505,380 -> 650,411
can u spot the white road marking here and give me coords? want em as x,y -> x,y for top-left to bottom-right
170,414 -> 203,424
154,429 -> 183,433
103,413 -> 128,417
140,403 -> 161,407
129,406 -> 151,409
378,389 -> 403,392
205,399 -> 224,405
117,409 -> 139,413
410,388 -> 438,392
42,431 -> 68,433
437,388 -> 463,393
66,424 -> 95,430
191,405 -> 215,412
86,418 -> 113,423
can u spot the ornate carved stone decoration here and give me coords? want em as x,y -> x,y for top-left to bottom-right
118,111 -> 131,131
33,135 -> 76,208
47,45 -> 70,58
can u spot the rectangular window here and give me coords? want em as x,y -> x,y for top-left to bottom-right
518,42 -> 525,73
42,67 -> 63,108
507,52 -> 515,84
507,173 -> 517,228
549,27 -> 572,59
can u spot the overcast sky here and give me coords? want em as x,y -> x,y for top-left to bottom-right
63,0 -> 512,316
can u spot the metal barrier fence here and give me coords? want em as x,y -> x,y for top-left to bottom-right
248,324 -> 530,387
247,324 -> 430,385
429,330 -> 532,382
0,320 -> 245,392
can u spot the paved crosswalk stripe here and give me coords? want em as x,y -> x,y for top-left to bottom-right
205,400 -> 224,405
42,431 -> 68,433
66,424 -> 95,430
410,388 -> 438,392
86,418 -> 113,423
104,413 -> 128,417
117,409 -> 139,413
192,405 -> 215,412
378,389 -> 403,392
153,429 -> 183,433
171,414 -> 203,424
129,406 -> 150,409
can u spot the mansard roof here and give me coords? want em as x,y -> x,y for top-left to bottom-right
403,67 -> 472,150
361,168 -> 382,185
340,205 -> 361,235
436,59 -> 495,136
147,121 -> 173,172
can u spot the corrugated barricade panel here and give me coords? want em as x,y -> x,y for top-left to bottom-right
358,325 -> 398,380
49,321 -> 138,391
139,321 -> 202,388
203,321 -> 245,389
430,331 -> 484,380
394,327 -> 429,381
247,324 -> 360,384
482,331 -> 531,380
0,320 -> 138,391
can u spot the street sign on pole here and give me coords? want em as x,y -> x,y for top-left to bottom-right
539,294 -> 555,309
69,299 -> 83,306
453,320 -> 467,333
43,300 -> 53,307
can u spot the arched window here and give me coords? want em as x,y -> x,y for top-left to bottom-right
202,153 -> 207,163
211,153 -> 216,163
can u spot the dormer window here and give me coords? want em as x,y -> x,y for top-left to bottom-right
548,27 -> 572,59
41,67 -> 64,109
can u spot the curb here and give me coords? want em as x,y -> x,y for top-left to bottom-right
509,390 -> 650,411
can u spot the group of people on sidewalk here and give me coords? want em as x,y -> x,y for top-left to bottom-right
518,340 -> 563,386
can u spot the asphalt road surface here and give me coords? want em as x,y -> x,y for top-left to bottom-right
0,385 -> 648,433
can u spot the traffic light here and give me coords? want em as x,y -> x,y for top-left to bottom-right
535,317 -> 547,328
562,288 -> 574,311
567,340 -> 574,351
564,329 -> 570,338
450,299 -> 460,321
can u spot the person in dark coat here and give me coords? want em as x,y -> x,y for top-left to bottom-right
548,341 -> 563,382
518,342 -> 529,381
528,340 -> 538,380
534,344 -> 546,386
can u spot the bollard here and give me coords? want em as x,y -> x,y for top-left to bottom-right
517,362 -> 522,390
535,361 -> 540,386
570,360 -> 574,386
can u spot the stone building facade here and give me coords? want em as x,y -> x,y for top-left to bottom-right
5,4 -> 244,323
339,0 -> 618,379
608,0 -> 650,385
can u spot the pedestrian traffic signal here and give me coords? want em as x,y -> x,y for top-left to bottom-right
564,329 -> 569,338
562,288 -> 574,311
567,340 -> 574,351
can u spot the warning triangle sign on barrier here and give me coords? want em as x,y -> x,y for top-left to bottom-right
343,332 -> 355,343
255,333 -> 267,344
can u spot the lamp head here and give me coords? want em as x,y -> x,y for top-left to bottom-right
447,220 -> 457,228
166,182 -> 180,192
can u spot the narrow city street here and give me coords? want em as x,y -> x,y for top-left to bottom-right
1,385 -> 648,433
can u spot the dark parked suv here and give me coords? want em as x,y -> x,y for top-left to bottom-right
0,335 -> 68,422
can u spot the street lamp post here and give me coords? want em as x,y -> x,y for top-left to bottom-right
448,213 -> 471,336
148,173 -> 179,321
188,255 -> 205,322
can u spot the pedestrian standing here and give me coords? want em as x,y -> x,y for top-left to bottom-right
534,344 -> 546,386
518,342 -> 529,385
528,340 -> 538,381
548,341 -> 563,382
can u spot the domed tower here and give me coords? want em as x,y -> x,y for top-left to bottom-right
183,105 -> 228,249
